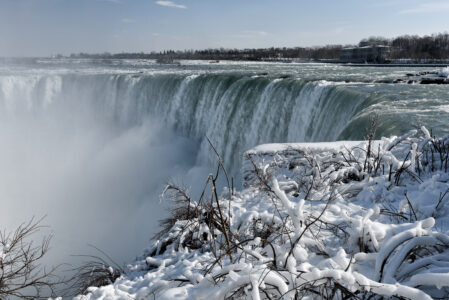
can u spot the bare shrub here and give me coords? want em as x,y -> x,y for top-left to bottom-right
0,217 -> 60,299
65,245 -> 124,296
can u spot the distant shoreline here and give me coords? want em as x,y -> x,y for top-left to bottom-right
1,57 -> 448,68
336,63 -> 449,67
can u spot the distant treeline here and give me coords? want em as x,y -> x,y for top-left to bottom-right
68,33 -> 449,62
360,33 -> 449,61
69,45 -> 344,61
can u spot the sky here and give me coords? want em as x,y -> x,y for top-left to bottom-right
0,0 -> 448,57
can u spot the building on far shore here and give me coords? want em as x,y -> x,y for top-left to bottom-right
340,45 -> 390,63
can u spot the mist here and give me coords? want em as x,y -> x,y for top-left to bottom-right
0,73 -> 210,271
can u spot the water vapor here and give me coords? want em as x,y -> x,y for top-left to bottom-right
0,78 -> 203,268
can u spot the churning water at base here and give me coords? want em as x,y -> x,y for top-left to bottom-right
0,59 -> 448,268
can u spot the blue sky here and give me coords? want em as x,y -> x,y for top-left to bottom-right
1,0 -> 448,56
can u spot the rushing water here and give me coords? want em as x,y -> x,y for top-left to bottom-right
0,58 -> 448,267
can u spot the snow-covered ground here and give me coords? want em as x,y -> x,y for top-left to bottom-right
75,128 -> 449,300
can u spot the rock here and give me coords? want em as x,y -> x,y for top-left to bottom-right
420,78 -> 448,84
375,79 -> 394,84
393,79 -> 404,83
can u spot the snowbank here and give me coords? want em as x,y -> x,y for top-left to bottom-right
75,128 -> 449,300
247,140 -> 367,155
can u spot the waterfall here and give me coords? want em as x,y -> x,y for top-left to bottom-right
0,73 -> 378,174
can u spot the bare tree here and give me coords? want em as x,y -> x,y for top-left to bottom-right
0,218 -> 60,299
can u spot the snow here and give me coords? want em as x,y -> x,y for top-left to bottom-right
247,140 -> 369,155
410,273 -> 449,289
74,127 -> 449,299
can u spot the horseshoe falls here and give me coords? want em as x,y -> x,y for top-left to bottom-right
0,59 -> 448,266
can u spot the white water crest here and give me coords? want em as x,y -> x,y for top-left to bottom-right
439,66 -> 449,78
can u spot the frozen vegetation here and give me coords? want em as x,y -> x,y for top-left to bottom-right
74,125 -> 449,300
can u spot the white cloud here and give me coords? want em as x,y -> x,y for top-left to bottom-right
371,0 -> 408,8
122,18 -> 135,23
334,27 -> 345,34
399,2 -> 449,14
155,1 -> 187,9
243,30 -> 268,36
231,30 -> 269,39
97,0 -> 121,3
